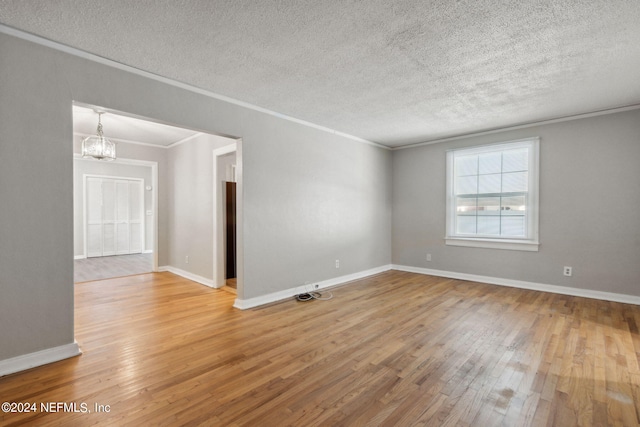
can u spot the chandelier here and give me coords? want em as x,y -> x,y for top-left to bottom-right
81,112 -> 116,161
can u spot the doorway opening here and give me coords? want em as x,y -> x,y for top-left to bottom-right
74,168 -> 155,282
73,103 -> 241,289
213,143 -> 239,292
73,156 -> 158,282
224,171 -> 237,289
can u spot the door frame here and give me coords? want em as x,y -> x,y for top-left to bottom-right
212,141 -> 243,296
74,155 -> 159,271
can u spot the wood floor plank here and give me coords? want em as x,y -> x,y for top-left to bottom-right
2,270 -> 640,426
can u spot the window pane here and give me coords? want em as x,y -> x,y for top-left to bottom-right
456,215 -> 476,234
477,197 -> 500,215
456,197 -> 477,215
479,152 -> 501,174
446,138 -> 538,247
477,216 -> 500,235
478,173 -> 501,194
502,172 -> 528,192
455,155 -> 477,176
502,148 -> 528,172
456,176 -> 477,195
501,195 -> 526,215
502,216 -> 526,237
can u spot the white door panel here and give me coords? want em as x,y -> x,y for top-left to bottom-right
103,223 -> 116,256
85,176 -> 143,258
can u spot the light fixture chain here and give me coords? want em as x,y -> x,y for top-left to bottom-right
97,113 -> 104,136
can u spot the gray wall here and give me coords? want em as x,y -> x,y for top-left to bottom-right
73,151 -> 154,257
392,109 -> 640,296
0,33 -> 392,361
242,130 -> 392,298
166,133 -> 235,280
0,36 -> 75,360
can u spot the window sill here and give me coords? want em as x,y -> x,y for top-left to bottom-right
445,237 -> 539,252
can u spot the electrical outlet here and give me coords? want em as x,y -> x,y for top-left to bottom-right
563,266 -> 572,277
185,255 -> 189,264
426,253 -> 432,262
335,259 -> 340,268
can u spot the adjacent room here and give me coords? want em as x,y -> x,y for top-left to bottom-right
1,1 -> 639,426
71,104 -> 239,288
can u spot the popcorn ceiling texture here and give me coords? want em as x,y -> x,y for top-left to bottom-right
1,0 -> 639,146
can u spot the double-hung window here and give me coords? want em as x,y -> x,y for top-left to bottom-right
445,137 -> 540,251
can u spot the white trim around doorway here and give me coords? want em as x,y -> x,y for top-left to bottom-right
212,142 -> 240,292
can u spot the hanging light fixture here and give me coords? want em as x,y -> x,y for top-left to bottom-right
82,112 -> 116,161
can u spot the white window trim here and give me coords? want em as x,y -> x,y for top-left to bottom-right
445,137 -> 540,251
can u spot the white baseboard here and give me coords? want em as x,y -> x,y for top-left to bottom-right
392,264 -> 640,305
142,250 -> 153,254
0,342 -> 82,377
158,265 -> 216,288
233,264 -> 393,310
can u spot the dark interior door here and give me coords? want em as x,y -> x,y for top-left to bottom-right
225,181 -> 236,279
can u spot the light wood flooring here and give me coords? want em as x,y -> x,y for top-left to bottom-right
1,270 -> 640,426
226,278 -> 238,290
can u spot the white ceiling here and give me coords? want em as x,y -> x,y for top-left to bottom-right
73,105 -> 201,147
2,1 -> 640,148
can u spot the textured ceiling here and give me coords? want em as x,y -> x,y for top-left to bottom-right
2,0 -> 640,147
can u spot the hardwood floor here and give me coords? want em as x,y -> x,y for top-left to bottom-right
1,270 -> 640,426
226,278 -> 238,290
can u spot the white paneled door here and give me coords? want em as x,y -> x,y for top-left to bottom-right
86,176 -> 144,258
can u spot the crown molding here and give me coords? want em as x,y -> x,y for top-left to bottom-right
393,104 -> 640,150
5,23 -> 636,152
73,131 -> 171,149
0,24 -> 389,151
